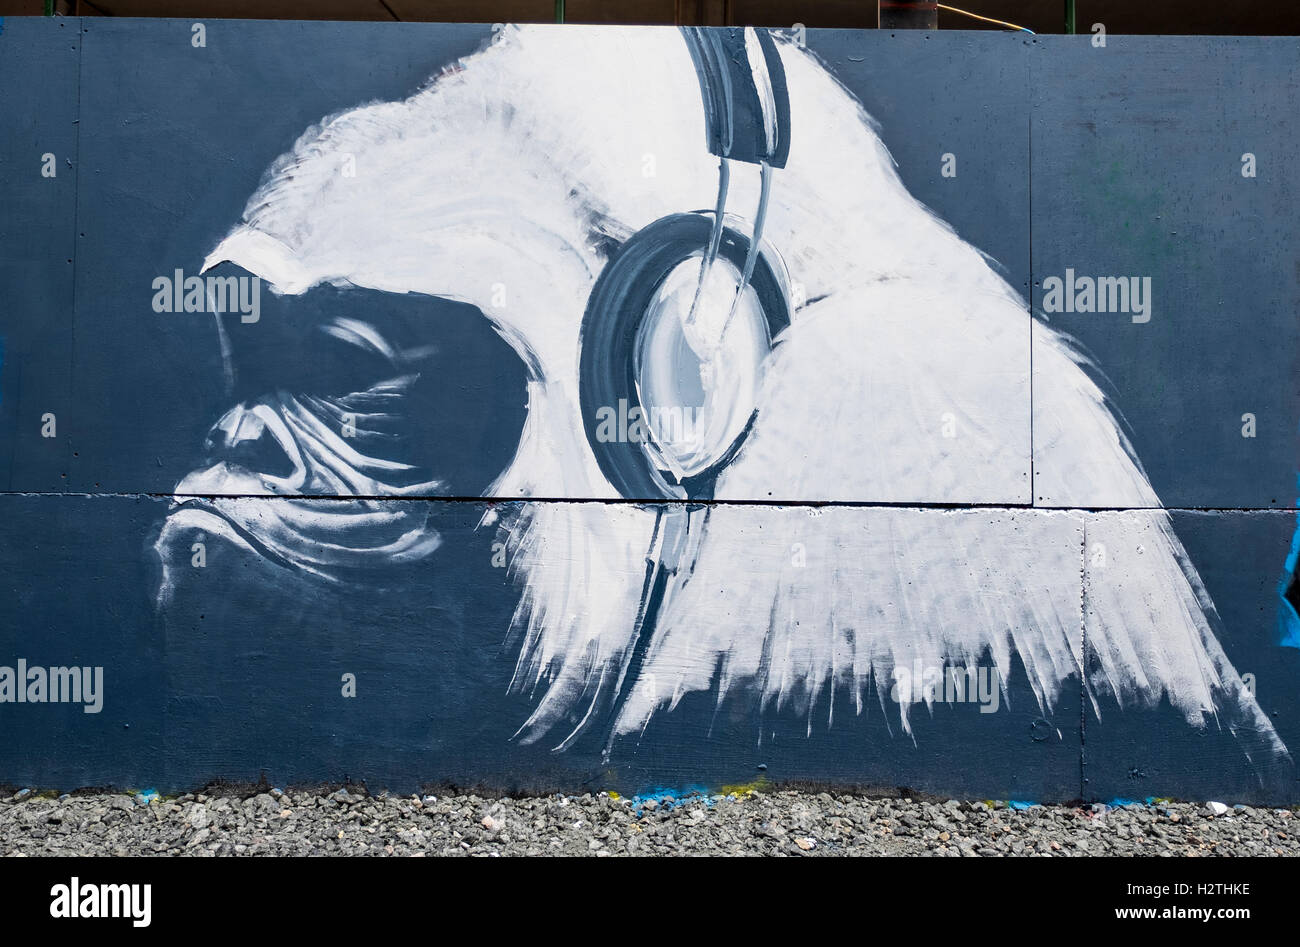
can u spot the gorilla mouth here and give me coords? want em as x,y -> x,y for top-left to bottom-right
156,495 -> 443,597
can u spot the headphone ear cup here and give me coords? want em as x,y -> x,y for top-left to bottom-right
579,212 -> 790,502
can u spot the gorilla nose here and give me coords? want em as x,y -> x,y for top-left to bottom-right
202,401 -> 300,482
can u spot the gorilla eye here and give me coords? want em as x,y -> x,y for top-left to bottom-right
209,278 -> 528,496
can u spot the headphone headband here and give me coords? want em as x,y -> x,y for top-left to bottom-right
681,26 -> 791,169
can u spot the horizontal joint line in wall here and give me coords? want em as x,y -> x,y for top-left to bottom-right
0,492 -> 1296,514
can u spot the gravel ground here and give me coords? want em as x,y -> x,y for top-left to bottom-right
1,787 -> 1296,856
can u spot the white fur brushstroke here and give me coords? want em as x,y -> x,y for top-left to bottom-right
190,25 -> 1285,759
612,507 -> 1282,760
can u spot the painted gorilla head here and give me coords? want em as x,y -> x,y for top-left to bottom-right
155,26 -> 1286,771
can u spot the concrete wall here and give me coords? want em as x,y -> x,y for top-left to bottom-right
1,17 -> 1297,803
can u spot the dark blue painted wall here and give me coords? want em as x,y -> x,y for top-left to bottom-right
0,18 -> 1297,802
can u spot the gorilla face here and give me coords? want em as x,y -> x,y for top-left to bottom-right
176,266 -> 526,501
155,25 -> 1287,768
156,266 -> 526,591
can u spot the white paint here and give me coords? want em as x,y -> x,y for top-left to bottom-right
502,504 -> 1283,763
202,25 -> 1036,505
179,25 -> 1284,761
1084,511 -> 1285,759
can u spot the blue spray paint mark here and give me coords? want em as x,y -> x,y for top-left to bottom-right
629,784 -> 713,816
1279,468 -> 1300,649
1107,797 -> 1141,807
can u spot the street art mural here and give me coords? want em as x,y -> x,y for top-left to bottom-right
154,27 -> 1282,768
2,19 -> 1298,801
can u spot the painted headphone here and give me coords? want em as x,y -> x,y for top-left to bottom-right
578,26 -> 793,503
